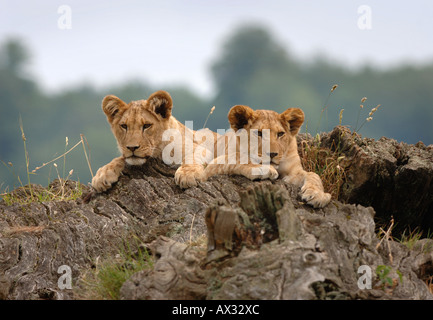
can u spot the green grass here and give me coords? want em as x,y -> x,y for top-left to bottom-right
1,180 -> 84,206
1,122 -> 152,300
398,228 -> 423,250
397,228 -> 433,253
1,120 -> 92,205
76,240 -> 153,300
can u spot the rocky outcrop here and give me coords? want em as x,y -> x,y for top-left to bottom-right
0,129 -> 432,300
119,183 -> 433,300
318,126 -> 433,233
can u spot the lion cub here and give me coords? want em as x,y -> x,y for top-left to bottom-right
91,90 -> 216,192
203,105 -> 331,208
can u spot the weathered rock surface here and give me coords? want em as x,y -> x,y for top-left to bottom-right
318,126 -> 433,233
0,159 -> 290,300
120,183 -> 433,300
0,130 -> 432,300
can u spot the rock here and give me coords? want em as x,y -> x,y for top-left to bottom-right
314,126 -> 433,233
120,183 -> 433,300
0,183 -> 150,299
1,135 -> 433,300
119,236 -> 207,300
0,159 -> 289,299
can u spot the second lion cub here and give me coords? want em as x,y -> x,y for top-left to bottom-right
203,104 -> 331,208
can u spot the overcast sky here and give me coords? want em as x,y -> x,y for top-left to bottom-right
1,0 -> 433,97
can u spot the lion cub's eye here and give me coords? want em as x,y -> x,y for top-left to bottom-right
277,132 -> 285,138
142,123 -> 152,131
256,130 -> 262,137
120,124 -> 127,130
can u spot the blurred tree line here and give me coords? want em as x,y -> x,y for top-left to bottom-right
1,24 -> 432,191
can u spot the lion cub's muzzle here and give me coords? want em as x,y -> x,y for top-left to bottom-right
122,145 -> 151,165
125,154 -> 150,166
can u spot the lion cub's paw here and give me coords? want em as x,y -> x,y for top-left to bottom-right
175,165 -> 205,189
300,185 -> 331,209
92,165 -> 121,192
250,165 -> 279,180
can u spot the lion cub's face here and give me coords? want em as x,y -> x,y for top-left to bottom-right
102,90 -> 174,166
228,105 -> 305,165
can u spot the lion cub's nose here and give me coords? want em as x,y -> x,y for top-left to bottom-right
127,146 -> 139,152
268,152 -> 278,159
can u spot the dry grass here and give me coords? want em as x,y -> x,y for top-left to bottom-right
376,218 -> 395,264
1,121 -> 92,205
301,86 -> 382,201
299,135 -> 346,200
426,276 -> 433,295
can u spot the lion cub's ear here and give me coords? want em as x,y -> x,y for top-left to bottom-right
280,108 -> 305,135
102,95 -> 127,123
148,90 -> 173,120
228,105 -> 257,130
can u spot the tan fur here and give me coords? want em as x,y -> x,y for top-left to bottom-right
92,91 -> 331,208
203,105 -> 331,208
92,90 -> 216,192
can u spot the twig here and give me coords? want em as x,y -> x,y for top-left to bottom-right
31,139 -> 83,173
376,217 -> 394,264
189,212 -> 197,245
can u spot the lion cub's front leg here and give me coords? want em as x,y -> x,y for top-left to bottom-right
283,171 -> 331,208
92,156 -> 125,192
174,140 -> 212,188
280,161 -> 331,208
175,164 -> 205,188
299,172 -> 331,208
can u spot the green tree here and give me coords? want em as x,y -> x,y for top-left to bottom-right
209,24 -> 322,131
0,39 -> 46,189
2,25 -> 433,193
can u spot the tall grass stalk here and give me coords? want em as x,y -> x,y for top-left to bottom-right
31,139 -> 84,173
80,134 -> 93,178
1,120 -> 94,204
202,105 -> 216,129
316,84 -> 338,134
63,137 -> 68,180
19,116 -> 34,200
355,104 -> 381,134
355,97 -> 367,132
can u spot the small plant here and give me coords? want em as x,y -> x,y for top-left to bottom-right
375,265 -> 403,292
76,239 -> 153,300
1,180 -> 84,206
398,228 -> 423,250
1,119 -> 93,204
